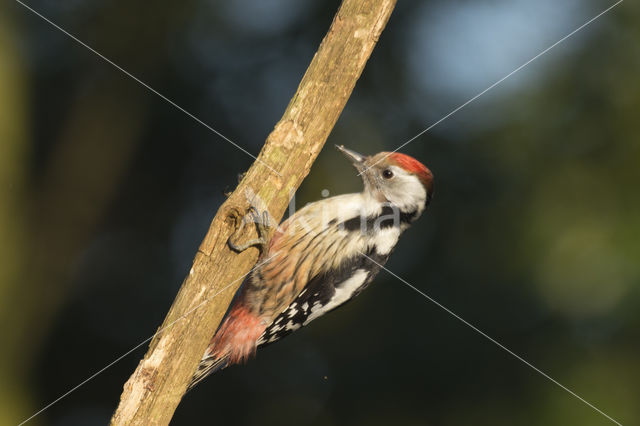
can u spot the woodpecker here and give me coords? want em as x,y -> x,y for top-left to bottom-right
188,145 -> 434,389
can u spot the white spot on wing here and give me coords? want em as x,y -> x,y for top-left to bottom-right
304,269 -> 369,325
287,304 -> 298,318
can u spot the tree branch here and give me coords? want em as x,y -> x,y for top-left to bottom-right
110,1 -> 397,424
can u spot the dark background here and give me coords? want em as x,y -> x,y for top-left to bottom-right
1,0 -> 638,425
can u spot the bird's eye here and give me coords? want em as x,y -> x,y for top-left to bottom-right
382,169 -> 394,179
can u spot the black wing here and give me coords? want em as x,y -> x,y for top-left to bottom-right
258,248 -> 390,346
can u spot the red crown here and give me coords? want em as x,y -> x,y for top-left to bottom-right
388,153 -> 433,190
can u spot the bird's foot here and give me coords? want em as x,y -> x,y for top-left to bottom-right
228,206 -> 271,254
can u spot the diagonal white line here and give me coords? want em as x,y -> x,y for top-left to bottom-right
360,252 -> 623,426
18,253 -> 278,426
359,0 -> 624,176
14,0 -> 282,177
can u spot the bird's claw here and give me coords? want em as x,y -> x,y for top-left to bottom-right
228,206 -> 270,254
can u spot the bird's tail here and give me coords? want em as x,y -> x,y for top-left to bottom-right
186,303 -> 265,391
187,354 -> 229,391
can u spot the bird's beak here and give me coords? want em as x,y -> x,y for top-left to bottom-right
335,145 -> 366,172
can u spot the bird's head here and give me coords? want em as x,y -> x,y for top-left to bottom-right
336,145 -> 434,212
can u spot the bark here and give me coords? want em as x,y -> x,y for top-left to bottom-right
110,1 -> 397,424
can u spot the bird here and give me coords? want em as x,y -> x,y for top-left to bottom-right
188,145 -> 434,389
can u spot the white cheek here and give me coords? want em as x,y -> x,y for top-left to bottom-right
386,175 -> 426,210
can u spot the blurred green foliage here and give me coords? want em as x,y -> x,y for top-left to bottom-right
1,0 -> 638,425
